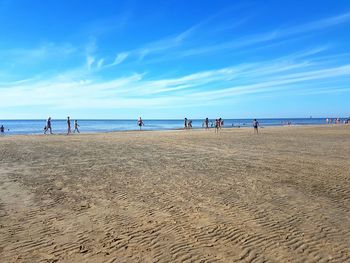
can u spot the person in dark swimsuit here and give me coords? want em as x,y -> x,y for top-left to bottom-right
205,118 -> 209,129
44,117 -> 53,134
184,118 -> 188,129
67,116 -> 71,135
0,125 -> 4,134
253,119 -> 259,134
137,117 -> 144,130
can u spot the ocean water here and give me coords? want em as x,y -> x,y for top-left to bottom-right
0,118 -> 343,135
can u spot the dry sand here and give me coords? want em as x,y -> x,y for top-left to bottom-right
0,125 -> 350,262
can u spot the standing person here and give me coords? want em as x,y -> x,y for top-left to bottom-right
253,119 -> 259,134
220,118 -> 224,129
205,118 -> 209,129
184,118 -> 188,129
73,120 -> 80,133
215,119 -> 220,133
44,117 -> 53,134
0,125 -> 4,134
67,116 -> 71,135
137,117 -> 144,130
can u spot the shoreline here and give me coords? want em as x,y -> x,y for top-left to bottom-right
1,123 -> 348,137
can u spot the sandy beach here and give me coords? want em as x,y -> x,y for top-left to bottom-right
0,125 -> 350,262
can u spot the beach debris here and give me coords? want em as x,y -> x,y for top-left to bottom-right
80,201 -> 90,209
79,245 -> 89,253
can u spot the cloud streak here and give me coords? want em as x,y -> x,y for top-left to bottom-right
1,48 -> 350,112
117,12 -> 350,63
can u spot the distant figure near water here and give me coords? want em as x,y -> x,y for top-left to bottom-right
44,117 -> 53,134
184,118 -> 188,129
188,120 -> 193,129
74,120 -> 80,133
204,118 -> 209,129
253,119 -> 259,134
137,117 -> 144,130
215,119 -> 220,133
67,116 -> 71,135
0,125 -> 4,134
219,118 -> 223,129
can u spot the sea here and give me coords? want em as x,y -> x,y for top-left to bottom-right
0,118 -> 345,135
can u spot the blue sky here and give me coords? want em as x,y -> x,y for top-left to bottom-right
0,0 -> 350,119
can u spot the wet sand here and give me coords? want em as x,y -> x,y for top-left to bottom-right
0,125 -> 350,262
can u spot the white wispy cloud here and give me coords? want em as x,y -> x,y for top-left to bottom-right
1,48 -> 350,112
86,56 -> 95,70
1,11 -> 350,118
134,25 -> 199,60
122,12 -> 350,63
284,12 -> 350,35
97,58 -> 104,69
107,15 -> 216,63
111,52 -> 129,66
191,65 -> 350,100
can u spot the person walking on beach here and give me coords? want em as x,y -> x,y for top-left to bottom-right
188,120 -> 193,129
253,119 -> 259,134
0,125 -> 4,134
205,118 -> 209,129
67,116 -> 71,135
44,117 -> 53,134
184,118 -> 188,129
137,117 -> 144,130
73,120 -> 80,133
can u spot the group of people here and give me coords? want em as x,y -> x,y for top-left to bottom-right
214,118 -> 224,132
44,117 -> 80,135
1,117 -> 261,135
281,121 -> 292,125
326,118 -> 347,124
201,117 -> 224,131
184,118 -> 193,129
186,117 -> 259,134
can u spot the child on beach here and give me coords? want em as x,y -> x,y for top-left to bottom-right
215,119 -> 220,133
205,118 -> 209,129
74,120 -> 80,133
0,125 -> 4,134
253,119 -> 259,134
137,117 -> 144,130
